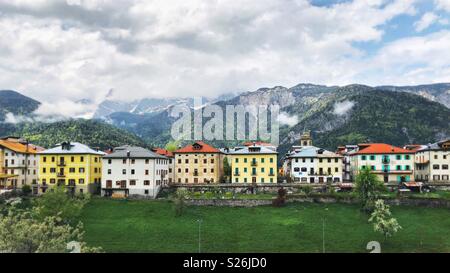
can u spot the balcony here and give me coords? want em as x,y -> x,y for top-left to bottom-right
57,173 -> 65,178
57,162 -> 66,167
251,172 -> 257,176
193,172 -> 199,177
234,172 -> 240,176
269,173 -> 275,177
382,158 -> 390,164
251,161 -> 258,167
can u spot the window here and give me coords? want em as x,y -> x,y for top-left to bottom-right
371,166 -> 375,171
396,165 -> 401,171
108,159 -> 112,164
144,180 -> 150,186
211,159 -> 214,164
301,167 -> 307,172
50,179 -> 56,184
396,155 -> 401,160
131,159 -> 135,164
130,180 -> 136,186
211,168 -> 214,173
244,167 -> 248,173
43,157 -> 47,163
270,158 -> 274,163
443,165 -> 449,170
185,168 -> 189,173
145,159 -> 149,164
194,159 -> 198,164
131,169 -> 135,175
185,159 -> 189,164
69,168 -> 75,173
122,169 -> 126,175
42,168 -> 47,174
405,165 -> 410,170
79,179 -> 85,184
123,159 -> 127,164
261,167 -> 265,173
434,155 -> 438,159
79,168 -> 85,173
244,158 -> 248,163
361,155 -> 367,160
433,165 -> 440,170
335,167 -> 339,172
80,157 -> 84,162
405,155 -> 410,160
108,169 -> 112,174
145,170 -> 149,175
370,155 -> 375,160
261,158 -> 265,163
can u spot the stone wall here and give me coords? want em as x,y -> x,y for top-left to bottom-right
185,196 -> 450,208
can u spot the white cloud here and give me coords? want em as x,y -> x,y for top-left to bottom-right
414,12 -> 439,32
333,100 -> 355,116
278,112 -> 298,127
435,0 -> 450,12
2,0 -> 446,119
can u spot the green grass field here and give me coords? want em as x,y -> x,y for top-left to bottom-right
80,198 -> 450,253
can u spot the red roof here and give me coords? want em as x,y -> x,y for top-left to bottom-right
354,143 -> 415,155
152,148 -> 174,157
174,141 -> 220,154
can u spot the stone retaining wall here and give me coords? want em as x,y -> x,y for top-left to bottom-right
186,196 -> 450,208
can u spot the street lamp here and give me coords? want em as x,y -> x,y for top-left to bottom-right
197,219 -> 203,253
322,207 -> 329,253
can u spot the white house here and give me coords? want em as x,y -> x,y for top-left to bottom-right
101,146 -> 169,198
0,137 -> 43,193
283,132 -> 343,183
415,139 -> 450,182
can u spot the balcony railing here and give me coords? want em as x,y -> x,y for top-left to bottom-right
57,162 -> 66,167
269,173 -> 275,176
57,173 -> 65,177
382,158 -> 390,164
234,172 -> 240,176
251,172 -> 257,176
251,161 -> 258,166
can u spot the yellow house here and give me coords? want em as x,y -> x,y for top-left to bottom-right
230,145 -> 278,184
38,142 -> 105,194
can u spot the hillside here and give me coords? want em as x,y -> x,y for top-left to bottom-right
0,90 -> 40,120
0,119 -> 147,149
279,85 -> 450,155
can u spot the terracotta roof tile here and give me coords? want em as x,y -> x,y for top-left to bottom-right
354,143 -> 414,155
0,140 -> 44,154
152,148 -> 174,157
174,141 -> 220,154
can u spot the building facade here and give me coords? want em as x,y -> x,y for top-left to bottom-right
38,142 -> 105,194
0,137 -> 43,192
102,146 -> 169,198
415,139 -> 450,182
230,145 -> 277,184
152,148 -> 175,184
174,141 -> 223,184
336,145 -> 359,182
349,143 -> 415,183
283,132 -> 343,183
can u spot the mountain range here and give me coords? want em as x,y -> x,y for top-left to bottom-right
0,83 -> 449,155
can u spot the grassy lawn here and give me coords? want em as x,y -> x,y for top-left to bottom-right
80,198 -> 450,253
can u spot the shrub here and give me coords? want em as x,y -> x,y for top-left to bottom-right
204,192 -> 214,199
272,188 -> 287,207
21,185 -> 32,196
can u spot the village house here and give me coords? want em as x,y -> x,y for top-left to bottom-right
151,147 -> 175,184
0,137 -> 43,193
229,144 -> 278,184
414,139 -> 450,182
38,142 -> 105,194
174,141 -> 223,184
102,146 -> 169,198
283,132 -> 343,183
349,143 -> 415,183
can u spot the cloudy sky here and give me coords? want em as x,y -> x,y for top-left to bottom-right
0,0 -> 449,117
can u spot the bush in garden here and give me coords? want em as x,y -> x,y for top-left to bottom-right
272,188 -> 287,207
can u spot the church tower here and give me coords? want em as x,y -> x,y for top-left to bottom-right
300,131 -> 313,147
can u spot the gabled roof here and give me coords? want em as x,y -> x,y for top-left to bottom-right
174,141 -> 220,154
39,142 -> 106,155
287,146 -> 341,158
104,146 -> 166,159
228,145 -> 277,155
151,148 -> 174,158
417,139 -> 450,152
353,143 -> 414,155
0,139 -> 44,154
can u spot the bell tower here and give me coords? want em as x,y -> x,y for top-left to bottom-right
300,131 -> 313,147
